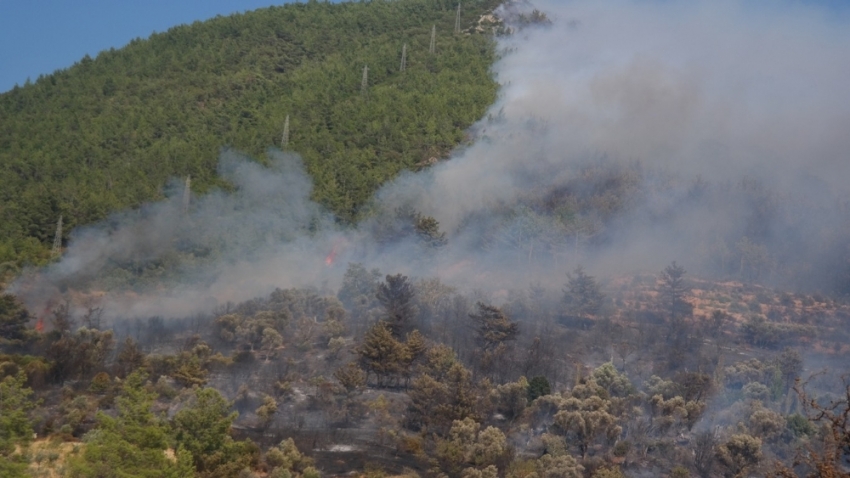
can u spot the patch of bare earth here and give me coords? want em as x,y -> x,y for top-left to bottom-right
26,439 -> 82,478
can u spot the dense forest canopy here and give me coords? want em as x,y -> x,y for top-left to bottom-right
0,0 -> 500,270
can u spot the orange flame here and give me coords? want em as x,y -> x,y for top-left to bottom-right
325,239 -> 345,266
35,317 -> 44,332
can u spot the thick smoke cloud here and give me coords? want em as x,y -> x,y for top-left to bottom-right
14,0 -> 850,319
380,0 -> 850,280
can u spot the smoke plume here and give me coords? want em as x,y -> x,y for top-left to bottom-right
13,0 -> 850,319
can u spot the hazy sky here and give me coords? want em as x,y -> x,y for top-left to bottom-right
0,0 -> 305,93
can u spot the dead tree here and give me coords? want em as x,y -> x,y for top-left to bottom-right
51,215 -> 63,259
280,114 -> 290,149
400,43 -> 407,72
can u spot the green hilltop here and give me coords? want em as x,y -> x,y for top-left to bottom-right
0,0 -> 501,271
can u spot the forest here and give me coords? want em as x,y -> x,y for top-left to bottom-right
2,260 -> 850,477
0,0 -> 500,269
2,0 -> 850,477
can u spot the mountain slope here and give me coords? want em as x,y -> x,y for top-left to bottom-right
0,0 -> 500,270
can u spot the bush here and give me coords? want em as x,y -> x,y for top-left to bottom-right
528,376 -> 552,401
612,440 -> 631,457
303,466 -> 321,478
786,413 -> 815,438
742,382 -> 771,402
89,372 -> 111,393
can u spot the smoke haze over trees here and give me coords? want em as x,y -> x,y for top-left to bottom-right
11,0 -> 850,320
3,0 -> 850,476
0,0 -> 499,269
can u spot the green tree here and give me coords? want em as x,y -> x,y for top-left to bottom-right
493,376 -> 529,421
553,382 -> 621,458
469,302 -> 519,380
591,362 -> 634,398
356,321 -> 410,387
0,371 -> 34,476
377,273 -> 417,338
436,417 -> 508,476
334,361 -> 367,396
469,302 -> 519,352
415,214 -> 448,248
774,347 -> 802,389
527,375 -> 552,401
173,386 -> 257,476
48,325 -> 115,382
659,261 -> 692,324
408,362 -> 480,432
260,327 -> 284,361
256,394 -> 278,429
68,370 -> 194,478
592,467 -> 625,478
0,294 -> 30,344
0,0 -> 501,271
562,266 -> 604,318
337,263 -> 381,307
173,387 -> 236,460
535,456 -> 584,478
115,337 -> 146,378
264,438 -> 312,476
716,434 -> 761,478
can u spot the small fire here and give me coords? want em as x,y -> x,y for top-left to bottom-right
325,246 -> 337,266
324,239 -> 345,266
34,301 -> 55,333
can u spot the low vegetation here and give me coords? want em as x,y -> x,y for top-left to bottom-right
1,263 -> 849,476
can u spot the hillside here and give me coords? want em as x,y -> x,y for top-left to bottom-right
3,1 -> 850,477
0,0 -> 500,270
2,263 -> 849,477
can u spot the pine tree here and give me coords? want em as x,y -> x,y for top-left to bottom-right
0,294 -> 30,343
376,273 -> 417,338
554,389 -> 620,458
562,266 -> 605,318
0,370 -> 33,477
415,214 -> 447,248
69,371 -> 194,477
334,362 -> 366,396
255,394 -> 278,429
172,387 -> 255,475
659,261 -> 692,322
357,322 -> 409,387
469,302 -> 519,351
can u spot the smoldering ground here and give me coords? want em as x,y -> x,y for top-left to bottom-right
12,0 -> 850,319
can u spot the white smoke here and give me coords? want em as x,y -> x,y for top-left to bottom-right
13,0 -> 850,319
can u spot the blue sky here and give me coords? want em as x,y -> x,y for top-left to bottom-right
0,0 -> 306,93
2,0 -> 849,94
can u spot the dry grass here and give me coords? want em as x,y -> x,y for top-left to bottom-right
26,439 -> 82,478
607,274 -> 850,353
